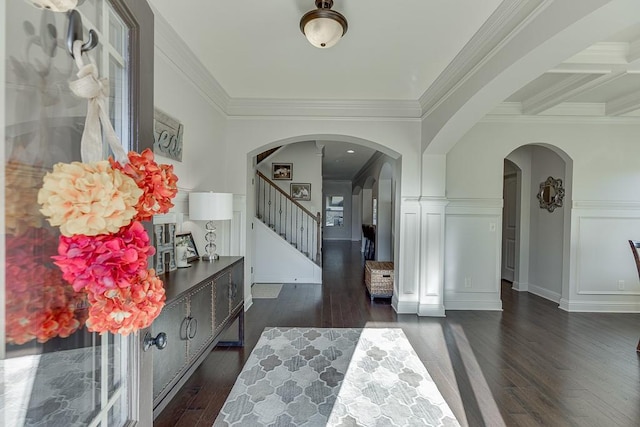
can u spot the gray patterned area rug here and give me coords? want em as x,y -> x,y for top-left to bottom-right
214,327 -> 459,426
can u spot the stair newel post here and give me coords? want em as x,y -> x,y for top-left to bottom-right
316,212 -> 321,264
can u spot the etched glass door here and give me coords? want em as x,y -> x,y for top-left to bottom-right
2,1 -> 141,425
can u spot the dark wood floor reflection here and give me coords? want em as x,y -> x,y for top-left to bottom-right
156,241 -> 640,427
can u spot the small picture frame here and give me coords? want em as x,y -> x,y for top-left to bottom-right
175,232 -> 199,262
272,163 -> 292,180
291,183 -> 311,201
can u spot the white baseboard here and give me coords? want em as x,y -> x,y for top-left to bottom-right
254,275 -> 321,284
244,295 -> 253,311
559,298 -> 640,313
512,281 -> 528,292
418,303 -> 446,317
393,298 -> 418,314
528,284 -> 561,303
444,300 -> 503,311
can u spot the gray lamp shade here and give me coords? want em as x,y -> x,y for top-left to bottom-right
189,192 -> 233,221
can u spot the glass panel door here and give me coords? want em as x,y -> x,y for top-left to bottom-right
3,1 -> 132,425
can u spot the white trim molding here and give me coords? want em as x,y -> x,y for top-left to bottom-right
444,300 -> 503,311
227,98 -> 422,119
559,298 -> 640,313
528,284 -> 561,303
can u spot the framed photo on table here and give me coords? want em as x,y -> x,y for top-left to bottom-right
175,232 -> 199,262
272,163 -> 292,180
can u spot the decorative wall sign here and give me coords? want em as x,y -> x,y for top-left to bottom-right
153,108 -> 184,162
154,223 -> 177,275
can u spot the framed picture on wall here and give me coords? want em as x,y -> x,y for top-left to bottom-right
291,183 -> 311,201
272,163 -> 292,180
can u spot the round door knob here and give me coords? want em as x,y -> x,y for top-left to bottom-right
143,332 -> 168,351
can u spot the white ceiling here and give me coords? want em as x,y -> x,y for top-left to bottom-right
148,1 -> 640,179
147,0 -> 503,100
320,141 -> 376,181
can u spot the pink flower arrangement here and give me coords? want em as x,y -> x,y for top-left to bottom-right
37,160 -> 143,236
33,149 -> 177,337
110,148 -> 179,221
53,221 -> 155,294
85,269 -> 166,335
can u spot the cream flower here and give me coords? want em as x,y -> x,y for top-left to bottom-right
37,161 -> 143,236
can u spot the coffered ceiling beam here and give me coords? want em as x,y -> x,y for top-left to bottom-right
606,89 -> 640,116
627,38 -> 640,64
522,72 -> 622,115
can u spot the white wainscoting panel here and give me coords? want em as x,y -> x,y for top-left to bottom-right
564,202 -> 640,313
575,216 -> 640,296
444,199 -> 503,311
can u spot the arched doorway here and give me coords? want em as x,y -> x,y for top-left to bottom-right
505,144 -> 572,305
245,136 -> 402,288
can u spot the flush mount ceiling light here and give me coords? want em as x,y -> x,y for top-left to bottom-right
300,0 -> 348,49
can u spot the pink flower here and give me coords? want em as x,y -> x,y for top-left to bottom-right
85,269 -> 166,335
37,160 -> 142,236
110,148 -> 179,221
53,221 -> 155,294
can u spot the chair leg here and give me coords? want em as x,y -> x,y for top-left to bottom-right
637,339 -> 639,353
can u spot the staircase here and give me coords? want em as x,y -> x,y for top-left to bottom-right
255,171 -> 321,266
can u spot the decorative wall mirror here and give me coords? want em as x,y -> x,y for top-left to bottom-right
537,176 -> 565,212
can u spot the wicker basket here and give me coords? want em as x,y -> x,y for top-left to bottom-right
364,261 -> 394,300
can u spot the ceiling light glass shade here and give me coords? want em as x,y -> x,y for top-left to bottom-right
300,1 -> 348,49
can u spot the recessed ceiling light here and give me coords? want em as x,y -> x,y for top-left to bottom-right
347,149 -> 355,154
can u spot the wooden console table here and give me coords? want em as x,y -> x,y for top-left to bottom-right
149,256 -> 244,418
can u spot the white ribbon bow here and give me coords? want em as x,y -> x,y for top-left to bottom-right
68,40 -> 128,164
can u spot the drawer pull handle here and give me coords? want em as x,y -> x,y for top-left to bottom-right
143,332 -> 167,351
187,317 -> 198,340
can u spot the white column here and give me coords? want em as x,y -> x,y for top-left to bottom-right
393,198 -> 421,313
418,198 -> 449,316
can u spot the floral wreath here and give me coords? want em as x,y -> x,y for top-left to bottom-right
35,40 -> 179,336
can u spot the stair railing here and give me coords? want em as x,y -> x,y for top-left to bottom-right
256,171 -> 321,265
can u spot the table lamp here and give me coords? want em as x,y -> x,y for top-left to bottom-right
188,192 -> 233,261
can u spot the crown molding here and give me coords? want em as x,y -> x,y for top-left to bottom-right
490,102 -> 607,117
540,102 -> 606,116
606,89 -> 640,116
521,73 -> 616,115
152,6 -> 231,113
564,42 -> 629,65
419,0 -> 551,115
226,98 -> 422,118
482,109 -> 640,124
572,200 -> 640,210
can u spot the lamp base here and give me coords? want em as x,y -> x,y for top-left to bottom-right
201,253 -> 219,262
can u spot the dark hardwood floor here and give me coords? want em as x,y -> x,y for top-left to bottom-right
156,241 -> 640,426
